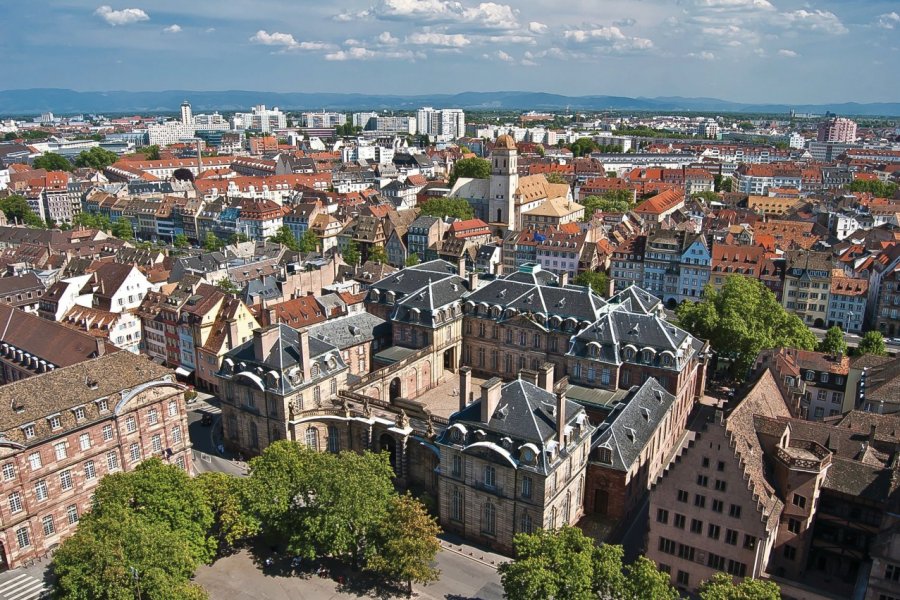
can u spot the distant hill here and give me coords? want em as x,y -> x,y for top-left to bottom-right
1,88 -> 899,117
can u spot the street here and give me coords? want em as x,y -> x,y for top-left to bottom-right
187,394 -> 247,477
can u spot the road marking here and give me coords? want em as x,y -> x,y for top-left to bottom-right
0,575 -> 49,600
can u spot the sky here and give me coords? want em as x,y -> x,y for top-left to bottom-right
1,0 -> 898,104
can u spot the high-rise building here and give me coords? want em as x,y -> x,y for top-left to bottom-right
416,107 -> 465,140
301,112 -> 347,128
816,117 -> 857,143
180,100 -> 192,127
233,105 -> 287,133
352,111 -> 378,128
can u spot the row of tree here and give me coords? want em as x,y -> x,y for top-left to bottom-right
31,148 -> 120,172
499,526 -> 781,600
52,444 -> 443,599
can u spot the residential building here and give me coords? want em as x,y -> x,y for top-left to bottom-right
609,235 -> 646,294
817,117 -> 857,143
826,272 -> 868,333
234,105 -> 287,133
0,273 -> 45,314
709,244 -> 764,291
782,250 -> 834,328
436,369 -> 595,553
522,198 -> 585,228
0,352 -> 191,568
309,312 -> 391,377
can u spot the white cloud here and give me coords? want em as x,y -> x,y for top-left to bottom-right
777,49 -> 798,57
876,12 -> 900,29
94,5 -> 149,26
496,50 -> 514,62
487,34 -> 535,44
406,32 -> 470,47
613,18 -> 637,27
249,30 -> 334,52
461,2 -> 518,30
780,10 -> 848,35
563,26 -> 654,52
528,21 -> 548,34
694,0 -> 773,10
377,31 -> 399,45
688,50 -> 716,60
701,25 -> 741,37
163,24 -> 181,34
364,0 -> 518,30
324,46 -> 422,61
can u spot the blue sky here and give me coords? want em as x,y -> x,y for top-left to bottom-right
1,0 -> 898,104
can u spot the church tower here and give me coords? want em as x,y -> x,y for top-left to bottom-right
489,135 -> 518,230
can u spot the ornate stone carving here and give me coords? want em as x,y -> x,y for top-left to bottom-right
396,409 -> 409,429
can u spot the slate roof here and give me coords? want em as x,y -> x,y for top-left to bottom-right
593,378 -> 677,472
310,312 -> 389,350
439,377 -> 592,476
605,284 -> 661,316
369,260 -> 468,322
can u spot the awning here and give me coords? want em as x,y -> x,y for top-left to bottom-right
174,367 -> 194,378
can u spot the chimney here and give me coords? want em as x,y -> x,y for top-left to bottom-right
467,271 -> 478,291
226,318 -> 240,350
480,377 -> 503,424
538,362 -> 555,393
95,338 -> 106,357
253,325 -> 281,362
265,306 -> 277,327
556,391 -> 567,445
559,271 -> 569,287
519,369 -> 538,386
298,327 -> 312,381
457,256 -> 466,278
459,366 -> 472,412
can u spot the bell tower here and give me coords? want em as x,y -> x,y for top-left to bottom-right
489,134 -> 518,230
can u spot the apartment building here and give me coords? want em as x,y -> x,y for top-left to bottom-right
827,273 -> 868,334
0,352 -> 191,569
782,250 -> 834,328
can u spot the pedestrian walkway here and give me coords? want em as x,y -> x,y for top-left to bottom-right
0,573 -> 50,600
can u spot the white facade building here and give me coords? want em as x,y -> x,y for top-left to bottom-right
302,112 -> 347,128
147,121 -> 196,146
417,107 -> 465,140
234,105 -> 287,133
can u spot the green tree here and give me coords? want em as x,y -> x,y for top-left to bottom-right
819,325 -> 848,356
369,245 -> 388,265
419,197 -> 475,220
53,508 -> 209,600
582,190 -> 634,218
624,556 -> 681,600
73,212 -> 111,231
144,145 -> 161,160
298,228 -> 319,253
343,239 -> 361,267
569,137 -> 599,158
0,194 -> 45,227
738,121 -> 755,131
74,147 -> 119,170
32,152 -> 73,171
229,232 -> 250,244
848,179 -> 898,198
713,174 -> 725,192
573,271 -> 610,297
448,157 -> 491,186
194,472 -> 260,556
203,231 -> 223,251
499,526 -> 595,600
111,219 -> 134,240
173,233 -> 190,249
857,330 -> 887,357
405,252 -> 421,266
693,191 -> 720,203
216,278 -> 240,294
676,275 -> 817,377
720,178 -> 733,192
699,572 -> 781,600
268,225 -> 300,251
545,172 -> 568,185
90,458 -> 216,565
368,494 -> 442,593
592,544 -> 628,599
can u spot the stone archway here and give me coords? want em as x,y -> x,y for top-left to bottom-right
389,377 -> 402,402
379,433 -> 398,471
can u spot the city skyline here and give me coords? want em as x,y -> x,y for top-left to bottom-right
1,1 -> 899,105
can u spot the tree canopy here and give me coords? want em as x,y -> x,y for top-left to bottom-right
0,194 -> 45,228
405,252 -> 421,266
574,271 -> 610,297
368,245 -> 388,265
215,278 -> 240,294
569,137 -> 599,158
268,225 -> 300,251
819,326 -> 848,357
298,228 -> 319,253
203,231 -> 223,251
582,191 -> 634,217
449,157 -> 491,186
676,275 -> 817,376
857,331 -> 887,357
110,219 -> 133,240
144,145 -> 161,160
419,197 -> 475,220
32,152 -> 73,172
173,233 -> 190,249
368,494 -> 442,592
698,572 -> 781,600
74,147 -> 119,170
343,239 -> 361,267
545,172 -> 568,185
849,179 -> 898,199
73,212 -> 112,232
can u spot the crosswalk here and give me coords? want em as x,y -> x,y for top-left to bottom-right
0,574 -> 50,600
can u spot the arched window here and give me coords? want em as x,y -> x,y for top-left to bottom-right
550,506 -> 558,529
305,427 -> 319,451
482,502 -> 496,535
563,492 -> 571,524
327,425 -> 340,453
452,487 -> 464,521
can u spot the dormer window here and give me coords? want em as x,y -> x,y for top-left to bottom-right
22,424 -> 35,439
73,407 -> 86,421
820,373 -> 829,383
48,415 -> 62,430
598,447 -> 612,464
623,347 -> 635,361
97,399 -> 109,412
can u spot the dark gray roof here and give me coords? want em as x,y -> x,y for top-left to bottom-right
409,216 -> 441,231
242,276 -> 281,303
309,312 -> 389,350
592,378 -> 676,472
370,260 -> 468,322
464,277 -> 606,325
606,285 -> 661,316
504,268 -> 558,286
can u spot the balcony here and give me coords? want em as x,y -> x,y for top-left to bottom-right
473,480 -> 505,498
775,439 -> 831,471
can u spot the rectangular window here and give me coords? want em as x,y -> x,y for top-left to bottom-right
676,571 -> 690,587
717,461 -> 725,471
714,479 -> 727,492
97,399 -> 109,412
690,519 -> 703,534
8,492 -> 23,514
483,465 -> 495,488
168,400 -> 178,417
129,443 -> 141,462
792,494 -> 807,509
788,518 -> 801,534
107,451 -> 120,471
725,529 -> 738,545
708,523 -> 721,540
84,460 -> 96,480
658,537 -> 677,555
125,415 -> 137,433
695,494 -> 706,508
39,515 -> 56,539
784,545 -> 797,560
744,535 -> 757,550
151,434 -> 162,453
102,424 -> 113,441
16,526 -> 30,549
67,505 -> 79,525
702,457 -> 710,468
657,509 -> 669,524
49,415 -> 61,430
2,463 -> 15,481
73,407 -> 86,421
707,553 -> 726,571
726,560 -> 747,578
677,489 -> 688,503
79,433 -> 91,451
677,544 -> 695,561
452,455 -> 462,477
729,504 -> 742,518
28,452 -> 42,471
35,479 -> 49,502
673,514 -> 686,529
60,469 -> 73,491
696,474 -> 708,487
885,563 -> 900,582
55,442 -> 67,461
172,426 -> 182,444
522,476 -> 533,499
712,499 -> 724,513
